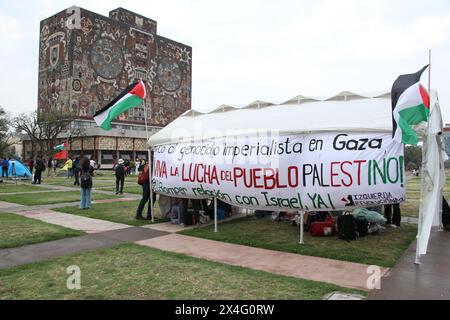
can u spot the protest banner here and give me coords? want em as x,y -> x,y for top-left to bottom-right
152,132 -> 405,211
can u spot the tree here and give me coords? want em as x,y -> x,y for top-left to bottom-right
404,145 -> 422,171
13,110 -> 85,159
0,106 -> 13,157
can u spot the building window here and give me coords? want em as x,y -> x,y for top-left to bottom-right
102,153 -> 115,164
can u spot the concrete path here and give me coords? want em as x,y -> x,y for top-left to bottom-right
14,209 -> 129,233
368,229 -> 450,300
137,234 -> 388,291
1,202 -> 80,213
0,227 -> 169,270
0,201 -> 24,210
143,222 -> 195,233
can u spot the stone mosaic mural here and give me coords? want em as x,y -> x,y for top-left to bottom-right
38,7 -> 192,127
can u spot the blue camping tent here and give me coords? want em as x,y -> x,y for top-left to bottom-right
0,160 -> 32,178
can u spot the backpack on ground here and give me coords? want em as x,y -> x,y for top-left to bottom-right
80,170 -> 93,188
337,213 -> 358,241
305,212 -> 331,232
355,216 -> 369,237
311,219 -> 336,237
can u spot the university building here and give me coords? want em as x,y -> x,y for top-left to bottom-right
23,6 -> 192,167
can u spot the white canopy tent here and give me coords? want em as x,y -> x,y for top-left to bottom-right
148,90 -> 444,261
150,91 -> 393,146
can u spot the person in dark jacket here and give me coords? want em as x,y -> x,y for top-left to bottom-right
1,158 -> 8,179
28,159 -> 34,175
47,157 -> 53,177
73,157 -> 81,186
79,157 -> 94,209
32,156 -> 45,184
115,159 -> 126,195
136,163 -> 156,220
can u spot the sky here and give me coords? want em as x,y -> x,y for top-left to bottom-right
0,0 -> 449,123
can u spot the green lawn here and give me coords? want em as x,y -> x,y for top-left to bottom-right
0,213 -> 83,249
0,191 -> 122,206
54,200 -> 164,226
91,171 -> 139,181
40,175 -> 140,189
95,185 -> 143,195
0,184 -> 51,194
181,216 -> 417,267
0,244 -> 363,300
401,200 -> 420,218
41,178 -> 115,188
402,176 -> 450,218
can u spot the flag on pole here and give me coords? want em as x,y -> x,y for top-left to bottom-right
94,81 -> 147,131
53,142 -> 68,160
391,65 -> 430,145
54,142 -> 66,151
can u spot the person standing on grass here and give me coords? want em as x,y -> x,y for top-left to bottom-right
1,158 -> 8,179
52,158 -> 57,175
32,156 -> 45,185
65,157 -> 73,178
384,203 -> 401,227
73,157 -> 81,186
136,162 -> 156,220
139,160 -> 146,172
135,158 -> 141,175
28,159 -> 34,175
47,157 -> 53,177
79,157 -> 94,210
115,159 -> 126,195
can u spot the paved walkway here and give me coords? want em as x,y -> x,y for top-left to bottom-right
368,228 -> 450,300
137,234 -> 388,291
0,201 -> 24,210
14,208 -> 129,233
0,227 -> 169,270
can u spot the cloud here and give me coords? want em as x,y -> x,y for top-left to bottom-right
0,12 -> 23,54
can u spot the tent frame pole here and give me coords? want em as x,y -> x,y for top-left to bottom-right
214,197 -> 218,233
298,211 -> 304,245
149,148 -> 154,223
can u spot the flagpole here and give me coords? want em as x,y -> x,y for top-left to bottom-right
428,51 -> 444,231
428,50 -> 431,98
143,101 -> 155,223
415,51 -> 432,265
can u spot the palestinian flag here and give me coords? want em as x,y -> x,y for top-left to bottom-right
94,81 -> 146,130
54,142 -> 66,151
54,142 -> 68,160
391,65 -> 430,145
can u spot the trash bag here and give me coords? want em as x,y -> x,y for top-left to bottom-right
353,208 -> 387,224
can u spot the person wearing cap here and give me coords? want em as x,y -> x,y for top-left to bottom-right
115,158 -> 126,195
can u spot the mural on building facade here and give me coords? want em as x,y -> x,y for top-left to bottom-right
38,7 -> 192,127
